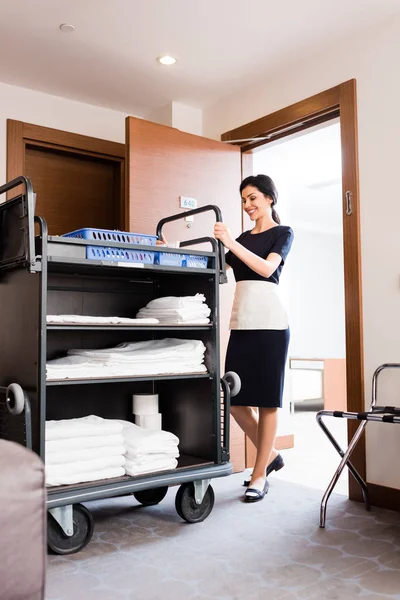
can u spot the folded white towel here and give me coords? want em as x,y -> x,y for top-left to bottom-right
47,315 -> 160,325
125,450 -> 179,463
46,466 -> 125,487
46,416 -> 123,441
125,457 -> 177,476
45,455 -> 125,477
145,295 -> 206,309
117,419 -> 179,451
46,338 -> 207,380
125,442 -> 179,457
136,307 -> 210,323
46,433 -> 124,453
46,445 -> 126,465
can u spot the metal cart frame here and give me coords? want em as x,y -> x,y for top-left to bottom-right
0,176 -> 238,554
317,363 -> 400,528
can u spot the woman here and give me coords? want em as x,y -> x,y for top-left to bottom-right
214,174 -> 293,503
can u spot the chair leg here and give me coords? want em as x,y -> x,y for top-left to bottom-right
317,417 -> 368,528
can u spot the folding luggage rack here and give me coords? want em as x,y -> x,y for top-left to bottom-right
0,176 -> 239,554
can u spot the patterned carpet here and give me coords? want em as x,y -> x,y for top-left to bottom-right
46,472 -> 400,600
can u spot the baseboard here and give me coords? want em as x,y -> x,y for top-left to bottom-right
367,483 -> 400,512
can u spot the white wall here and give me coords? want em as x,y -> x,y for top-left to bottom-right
204,16 -> 400,490
0,81 -> 127,185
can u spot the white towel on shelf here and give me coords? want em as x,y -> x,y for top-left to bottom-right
46,466 -> 125,487
46,416 -> 123,441
47,315 -> 159,325
46,433 -> 124,453
125,450 -> 179,463
117,419 -> 179,452
145,294 -> 206,309
46,444 -> 126,465
46,339 -> 207,380
125,457 -> 178,476
136,307 -> 210,324
46,454 -> 125,478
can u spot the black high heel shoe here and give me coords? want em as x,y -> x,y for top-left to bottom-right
243,453 -> 284,487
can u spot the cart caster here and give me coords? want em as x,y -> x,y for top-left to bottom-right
223,371 -> 241,397
175,482 -> 215,523
47,504 -> 94,555
6,383 -> 25,415
133,486 -> 169,506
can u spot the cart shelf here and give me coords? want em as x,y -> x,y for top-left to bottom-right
46,372 -> 212,386
47,324 -> 213,331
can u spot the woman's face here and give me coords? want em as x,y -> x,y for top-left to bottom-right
241,185 -> 271,221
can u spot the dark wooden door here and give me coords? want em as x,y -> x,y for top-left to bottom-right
25,147 -> 120,235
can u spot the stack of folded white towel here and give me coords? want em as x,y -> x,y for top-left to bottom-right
118,419 -> 179,476
136,294 -> 211,324
45,415 -> 180,485
46,338 -> 207,380
45,416 -> 126,487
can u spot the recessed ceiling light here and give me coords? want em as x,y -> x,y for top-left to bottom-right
60,23 -> 75,33
157,55 -> 177,66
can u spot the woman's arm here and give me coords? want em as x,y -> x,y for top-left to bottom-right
214,223 -> 281,279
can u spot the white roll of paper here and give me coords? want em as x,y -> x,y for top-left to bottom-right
135,413 -> 162,431
132,393 -> 159,415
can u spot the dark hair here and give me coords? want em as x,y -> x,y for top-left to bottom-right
239,174 -> 281,224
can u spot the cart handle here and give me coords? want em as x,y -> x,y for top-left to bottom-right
220,377 -> 231,462
0,175 -> 34,198
0,176 -> 36,270
156,205 -> 227,284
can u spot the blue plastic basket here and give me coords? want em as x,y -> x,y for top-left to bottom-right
63,228 -> 158,246
87,246 -> 155,264
183,255 -> 208,269
154,252 -> 185,267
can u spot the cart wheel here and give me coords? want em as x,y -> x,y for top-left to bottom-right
6,383 -> 25,415
175,483 -> 215,523
133,486 -> 169,506
47,504 -> 94,555
223,371 -> 241,397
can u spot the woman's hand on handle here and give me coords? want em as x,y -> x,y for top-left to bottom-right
214,222 -> 234,250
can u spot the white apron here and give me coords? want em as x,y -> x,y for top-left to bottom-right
230,280 -> 288,330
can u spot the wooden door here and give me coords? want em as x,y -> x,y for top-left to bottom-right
126,116 -> 245,471
7,120 -> 126,236
25,147 -> 120,235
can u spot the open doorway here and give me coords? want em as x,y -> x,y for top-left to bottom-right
252,119 -> 348,494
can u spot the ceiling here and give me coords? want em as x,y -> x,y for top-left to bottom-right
0,0 -> 399,117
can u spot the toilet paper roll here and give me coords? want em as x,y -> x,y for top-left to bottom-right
132,393 -> 159,415
135,413 -> 162,431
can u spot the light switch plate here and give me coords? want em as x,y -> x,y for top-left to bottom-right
179,196 -> 198,210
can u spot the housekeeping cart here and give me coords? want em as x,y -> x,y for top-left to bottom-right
0,176 -> 240,554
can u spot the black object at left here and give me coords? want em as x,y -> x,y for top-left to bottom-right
0,176 -> 36,272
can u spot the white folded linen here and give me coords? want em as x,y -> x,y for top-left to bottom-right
46,466 -> 125,487
125,450 -> 179,463
47,361 -> 206,380
45,455 -> 125,478
46,416 -> 123,441
117,419 -> 179,452
145,294 -> 206,309
125,457 -> 178,476
46,433 -> 124,453
136,307 -> 210,323
46,339 -> 207,380
46,444 -> 126,465
47,315 -> 159,325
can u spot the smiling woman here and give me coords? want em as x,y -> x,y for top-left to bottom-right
214,174 -> 293,502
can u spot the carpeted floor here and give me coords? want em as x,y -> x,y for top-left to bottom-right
46,473 -> 400,600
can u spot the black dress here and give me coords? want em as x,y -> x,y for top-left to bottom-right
225,226 -> 294,408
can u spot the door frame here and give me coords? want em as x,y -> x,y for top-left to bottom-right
6,120 -> 127,228
222,79 -> 365,502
